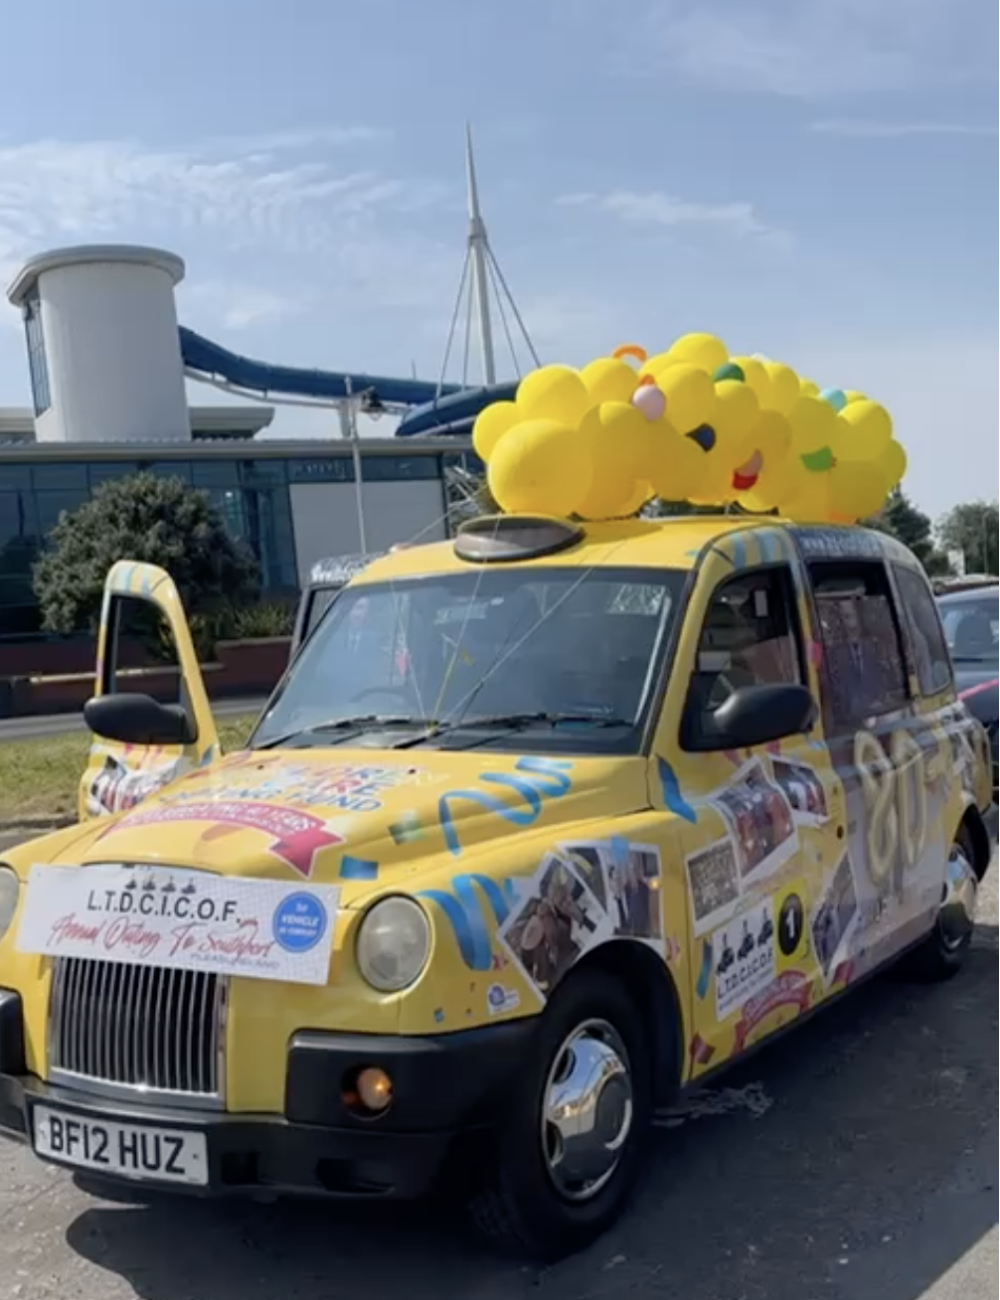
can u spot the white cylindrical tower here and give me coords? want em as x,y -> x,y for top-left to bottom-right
5,244 -> 191,444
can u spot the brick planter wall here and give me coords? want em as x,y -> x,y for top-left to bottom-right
0,638 -> 291,718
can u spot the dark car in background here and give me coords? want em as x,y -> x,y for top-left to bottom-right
938,586 -> 999,796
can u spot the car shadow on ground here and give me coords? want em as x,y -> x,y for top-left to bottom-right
65,925 -> 998,1300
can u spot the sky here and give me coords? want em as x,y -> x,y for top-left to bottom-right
0,0 -> 996,519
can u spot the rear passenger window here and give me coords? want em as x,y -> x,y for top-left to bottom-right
808,560 -> 909,732
683,566 -> 803,749
892,564 -> 953,697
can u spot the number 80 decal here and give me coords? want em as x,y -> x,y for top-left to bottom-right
853,727 -> 929,888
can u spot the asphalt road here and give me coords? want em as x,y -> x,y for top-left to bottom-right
0,698 -> 267,743
0,845 -> 995,1300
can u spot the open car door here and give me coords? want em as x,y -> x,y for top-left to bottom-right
78,561 -> 220,820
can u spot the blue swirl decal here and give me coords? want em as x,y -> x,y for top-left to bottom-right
340,855 -> 379,881
657,757 -> 698,824
438,757 -> 574,857
419,873 -> 520,969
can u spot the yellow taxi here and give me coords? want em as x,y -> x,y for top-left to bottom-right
0,513 -> 995,1259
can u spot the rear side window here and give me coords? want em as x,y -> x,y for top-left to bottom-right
808,559 -> 909,733
892,564 -> 953,697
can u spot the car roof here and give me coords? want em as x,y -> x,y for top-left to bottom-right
350,515 -> 912,585
937,586 -> 1000,607
309,552 -> 384,585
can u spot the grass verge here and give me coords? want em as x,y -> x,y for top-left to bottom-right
0,715 -> 258,824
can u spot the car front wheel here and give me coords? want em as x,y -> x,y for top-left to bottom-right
468,966 -> 653,1261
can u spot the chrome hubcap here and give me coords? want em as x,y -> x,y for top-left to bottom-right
541,1019 -> 633,1202
939,845 -> 978,951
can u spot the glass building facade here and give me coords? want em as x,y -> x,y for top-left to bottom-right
0,448 -> 481,639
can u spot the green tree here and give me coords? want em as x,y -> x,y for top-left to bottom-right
33,474 -> 261,649
937,500 -> 999,575
866,487 -> 952,575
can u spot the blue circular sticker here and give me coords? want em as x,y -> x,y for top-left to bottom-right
272,892 -> 329,954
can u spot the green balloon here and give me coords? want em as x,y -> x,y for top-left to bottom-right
801,446 -> 836,473
714,362 -> 745,383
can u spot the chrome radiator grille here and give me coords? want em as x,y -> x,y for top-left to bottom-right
50,959 -> 225,1105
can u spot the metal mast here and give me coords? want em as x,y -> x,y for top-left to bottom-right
465,123 -> 497,386
437,126 -> 540,396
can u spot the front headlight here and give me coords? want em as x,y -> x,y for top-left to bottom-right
356,896 -> 431,992
0,867 -> 19,944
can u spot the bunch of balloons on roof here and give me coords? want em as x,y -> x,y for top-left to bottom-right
472,331 -> 906,525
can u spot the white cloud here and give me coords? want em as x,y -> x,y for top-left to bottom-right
0,128 -> 462,352
628,0 -> 990,98
809,119 -> 998,138
0,131 -> 442,277
180,279 -> 311,332
202,126 -> 387,155
557,189 -> 784,242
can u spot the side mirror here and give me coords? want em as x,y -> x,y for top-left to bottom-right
83,694 -> 197,747
685,683 -> 818,753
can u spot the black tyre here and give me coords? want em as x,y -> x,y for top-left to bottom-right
467,966 -> 653,1261
897,825 -> 979,982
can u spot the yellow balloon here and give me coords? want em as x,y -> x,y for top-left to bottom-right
799,378 -> 820,398
730,356 -> 773,407
648,428 -> 706,503
576,464 -> 648,520
627,481 -> 654,514
487,419 -> 590,517
579,401 -> 660,479
878,438 -> 907,487
828,460 -> 890,522
653,363 -> 715,434
752,452 -> 809,511
713,380 -> 761,439
789,394 -> 838,455
639,350 -> 676,377
516,365 -> 590,425
472,400 -> 518,462
759,360 -> 800,415
728,353 -> 769,403
579,357 -> 640,405
834,400 -> 893,462
751,409 -> 793,463
783,474 -> 834,523
690,447 -> 742,506
667,331 -> 729,374
844,389 -> 867,404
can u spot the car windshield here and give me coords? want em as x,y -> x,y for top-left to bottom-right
939,592 -> 999,666
253,565 -> 683,753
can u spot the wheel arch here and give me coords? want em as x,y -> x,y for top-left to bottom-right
571,939 -> 684,1108
958,804 -> 992,881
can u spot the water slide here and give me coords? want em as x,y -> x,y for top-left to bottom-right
179,326 -> 515,436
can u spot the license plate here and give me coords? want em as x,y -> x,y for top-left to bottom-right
32,1106 -> 208,1186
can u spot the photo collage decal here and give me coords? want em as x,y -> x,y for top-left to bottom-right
499,838 -> 664,999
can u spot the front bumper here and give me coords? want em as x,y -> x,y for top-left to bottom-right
0,990 -> 533,1200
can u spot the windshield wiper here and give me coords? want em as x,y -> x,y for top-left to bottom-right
392,711 -> 634,748
256,716 -> 438,750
